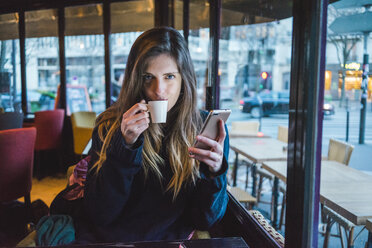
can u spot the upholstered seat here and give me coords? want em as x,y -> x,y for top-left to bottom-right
0,127 -> 36,223
71,111 -> 96,155
34,110 -> 65,151
33,110 -> 65,178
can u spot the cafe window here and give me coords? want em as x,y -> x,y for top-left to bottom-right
25,9 -> 59,113
110,0 -> 154,103
65,4 -> 105,114
220,0 -> 371,246
219,0 -> 294,241
0,13 -> 21,113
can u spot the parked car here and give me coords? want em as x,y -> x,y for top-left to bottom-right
0,90 -> 56,112
239,90 -> 335,118
0,93 -> 21,112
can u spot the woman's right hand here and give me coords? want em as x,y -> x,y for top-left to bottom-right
121,100 -> 150,145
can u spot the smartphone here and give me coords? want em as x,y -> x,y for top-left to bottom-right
194,109 -> 231,149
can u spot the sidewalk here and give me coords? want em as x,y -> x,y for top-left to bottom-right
348,143 -> 372,172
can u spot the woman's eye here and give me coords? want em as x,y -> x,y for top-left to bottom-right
143,75 -> 153,81
165,74 -> 175,80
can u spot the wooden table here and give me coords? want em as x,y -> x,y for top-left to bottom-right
229,137 -> 287,195
262,160 -> 372,228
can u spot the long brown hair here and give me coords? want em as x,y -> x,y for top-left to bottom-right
92,27 -> 203,198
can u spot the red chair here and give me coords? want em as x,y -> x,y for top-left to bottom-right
34,109 -> 65,178
0,127 -> 36,221
34,109 -> 65,151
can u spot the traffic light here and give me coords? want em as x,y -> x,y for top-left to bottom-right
261,71 -> 268,80
260,71 -> 269,89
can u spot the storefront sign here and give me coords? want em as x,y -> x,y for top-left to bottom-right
345,62 -> 360,70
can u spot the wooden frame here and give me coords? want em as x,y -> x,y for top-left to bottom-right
285,0 -> 327,246
211,193 -> 283,248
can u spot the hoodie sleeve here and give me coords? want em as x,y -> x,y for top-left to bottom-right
188,124 -> 230,230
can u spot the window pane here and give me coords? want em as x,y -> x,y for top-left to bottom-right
110,0 -> 154,103
221,4 -> 293,135
65,4 -> 105,114
221,0 -> 293,236
175,0 -> 210,109
190,27 -> 210,110
25,9 -> 59,113
325,3 -> 372,139
319,2 -> 372,246
0,14 -> 21,113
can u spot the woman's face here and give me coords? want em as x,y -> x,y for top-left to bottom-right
143,54 -> 182,111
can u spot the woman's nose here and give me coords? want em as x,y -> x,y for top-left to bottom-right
152,78 -> 166,97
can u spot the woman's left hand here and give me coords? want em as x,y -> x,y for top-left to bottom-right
188,120 -> 226,173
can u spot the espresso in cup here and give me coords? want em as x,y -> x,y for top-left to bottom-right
147,100 -> 168,123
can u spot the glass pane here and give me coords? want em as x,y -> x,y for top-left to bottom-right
319,2 -> 372,246
190,27 -> 210,110
325,2 -> 372,145
0,13 -> 21,113
221,2 -> 293,133
110,0 -> 154,103
221,0 -> 293,235
174,0 -> 210,109
25,9 -> 59,113
65,4 -> 105,114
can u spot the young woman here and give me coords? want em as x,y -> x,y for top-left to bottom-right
76,26 -> 229,243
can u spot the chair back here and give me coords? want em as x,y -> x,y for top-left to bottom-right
34,109 -> 65,151
277,126 -> 288,143
0,112 -> 24,131
71,111 -> 96,154
0,127 -> 36,202
71,111 -> 96,128
328,138 -> 354,165
231,121 -> 260,135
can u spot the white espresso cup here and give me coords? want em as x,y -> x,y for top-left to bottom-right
147,100 -> 168,123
